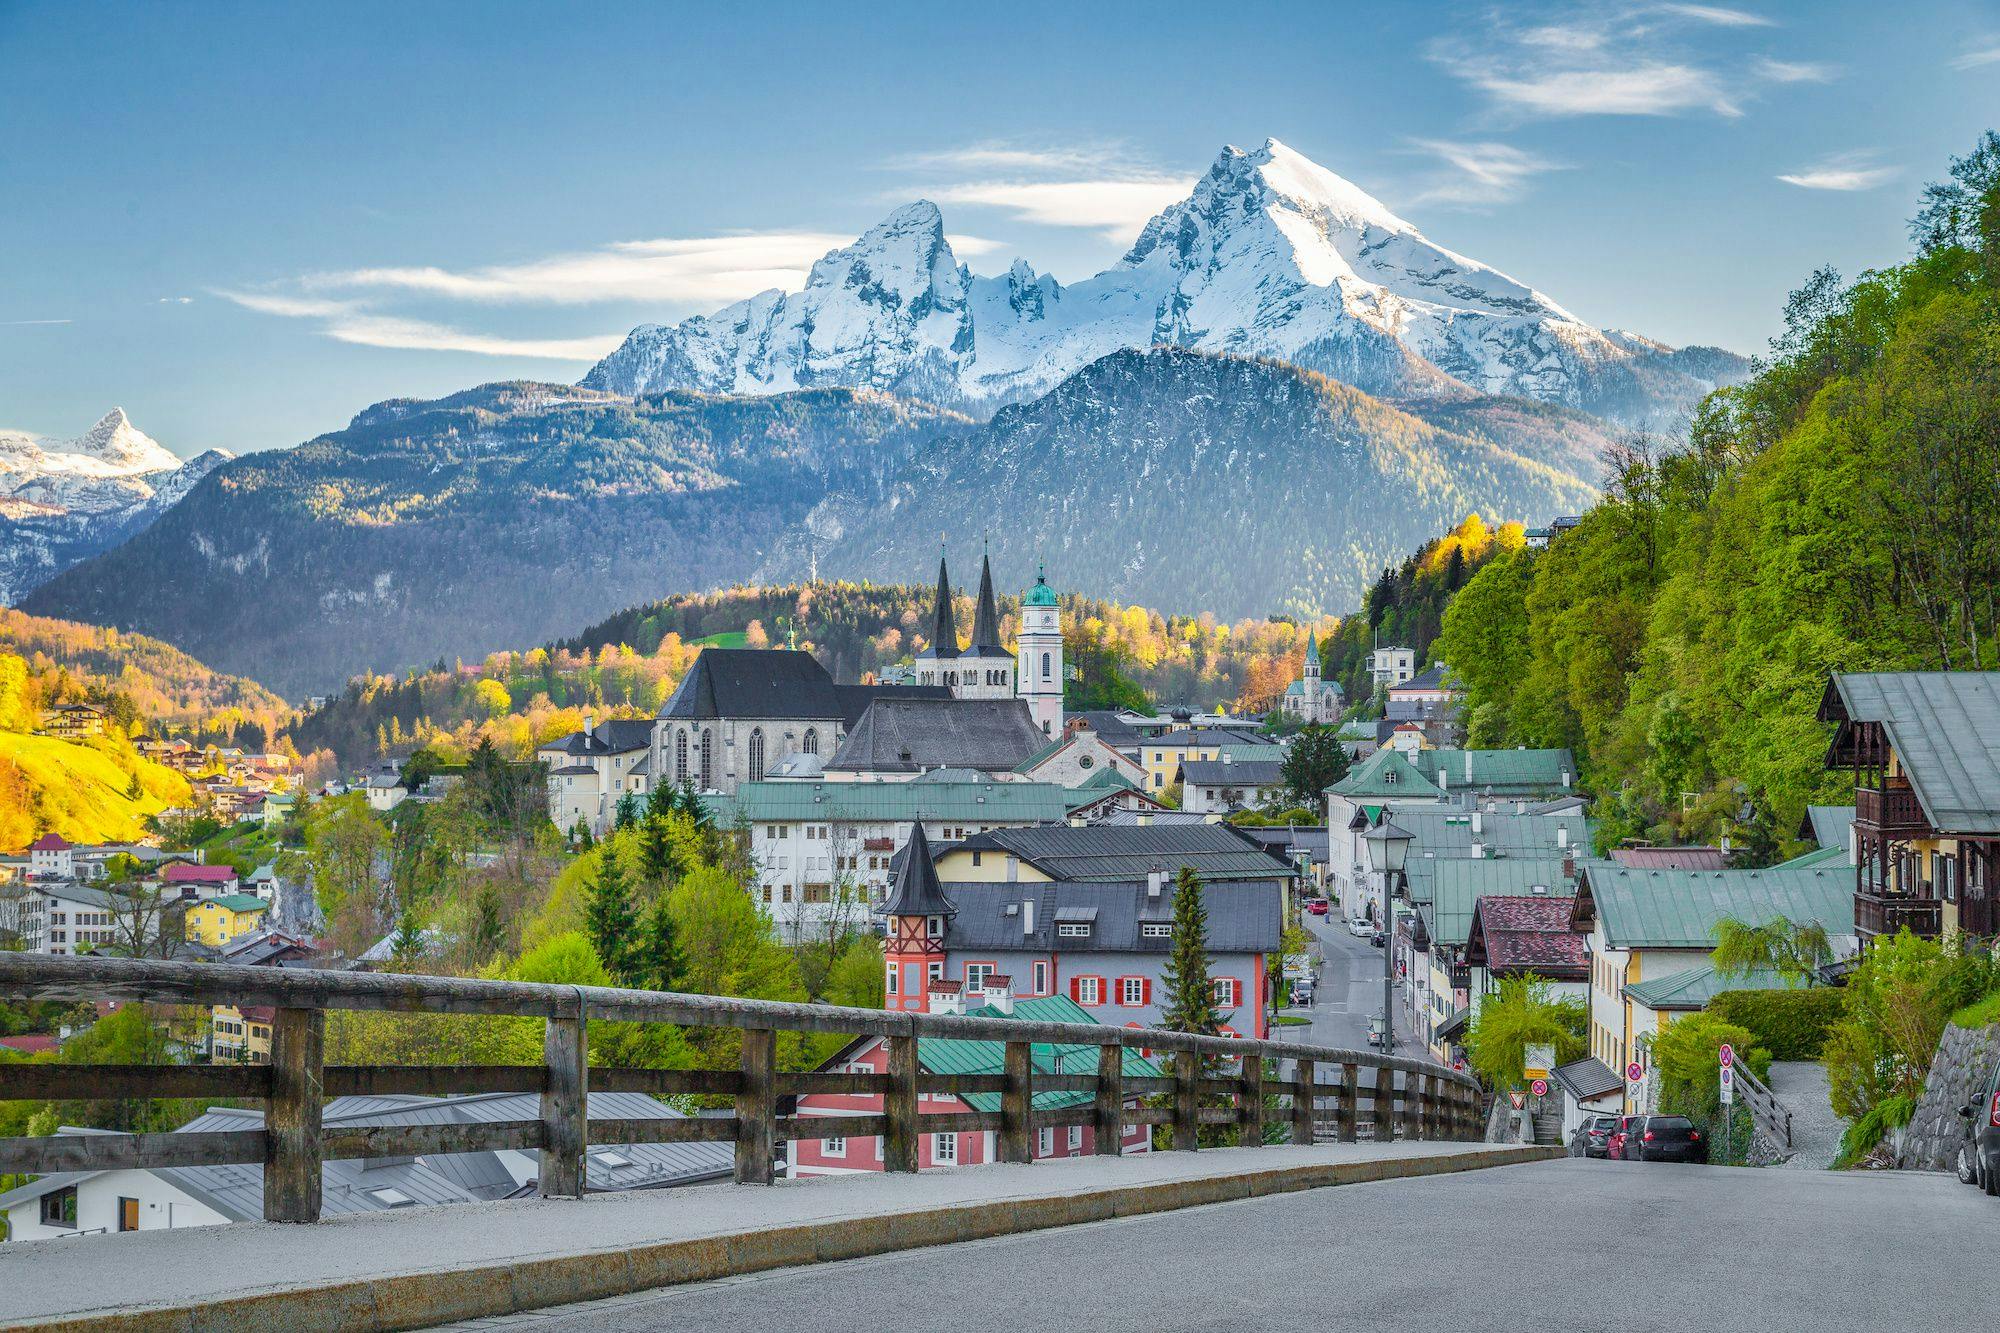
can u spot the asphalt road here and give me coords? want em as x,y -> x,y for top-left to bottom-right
1269,909 -> 1427,1061
430,1160 -> 1995,1333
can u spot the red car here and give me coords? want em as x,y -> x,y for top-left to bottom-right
1605,1114 -> 1645,1160
1305,899 -> 1330,916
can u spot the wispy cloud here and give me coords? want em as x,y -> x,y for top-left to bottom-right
215,290 -> 622,361
1,318 -> 71,327
891,139 -> 1192,240
1432,5 -> 1825,119
1777,150 -> 1897,191
1657,4 -> 1774,27
157,296 -> 194,305
1952,40 -> 2000,70
1403,139 -> 1565,207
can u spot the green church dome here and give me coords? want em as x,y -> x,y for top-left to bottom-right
1022,563 -> 1058,607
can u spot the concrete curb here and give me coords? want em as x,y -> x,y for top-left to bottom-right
21,1146 -> 1559,1332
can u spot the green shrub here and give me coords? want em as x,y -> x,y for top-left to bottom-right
1950,989 -> 2000,1030
1833,1092 -> 1915,1169
1708,987 -> 1847,1060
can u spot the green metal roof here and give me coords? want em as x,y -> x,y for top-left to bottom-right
1327,747 -> 1447,800
1577,860 -> 1856,950
1412,857 -> 1571,949
1773,844 -> 1846,869
1624,963 -> 1797,1011
199,895 -> 269,914
1065,767 -> 1141,809
1410,748 -> 1578,796
1830,672 -> 2000,834
1022,566 -> 1059,607
1391,810 -> 1596,864
1013,736 -> 1068,772
920,995 -> 1164,1112
710,780 -> 1071,825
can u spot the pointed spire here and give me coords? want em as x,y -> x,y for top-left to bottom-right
971,548 -> 1004,652
882,820 -> 954,918
1305,627 -> 1319,658
929,550 -> 960,660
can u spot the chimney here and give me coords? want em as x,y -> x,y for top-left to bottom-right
926,980 -> 964,1016
1147,869 -> 1166,899
1562,847 -> 1576,884
1556,825 -> 1569,849
984,975 -> 1015,1015
1222,751 -> 1233,766
1470,810 -> 1483,836
1439,767 -> 1449,791
582,710 -> 595,739
1561,769 -> 1572,789
1465,752 -> 1474,785
1022,900 -> 1035,936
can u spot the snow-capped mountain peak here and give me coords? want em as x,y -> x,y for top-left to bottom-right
68,408 -> 182,474
584,138 -> 1743,423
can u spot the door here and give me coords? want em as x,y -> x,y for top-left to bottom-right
119,1197 -> 139,1232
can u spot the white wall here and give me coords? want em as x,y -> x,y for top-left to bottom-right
3,1171 -> 228,1243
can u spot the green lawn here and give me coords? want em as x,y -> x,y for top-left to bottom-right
691,631 -> 749,649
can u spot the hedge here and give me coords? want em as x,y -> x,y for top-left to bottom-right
1708,987 -> 1847,1060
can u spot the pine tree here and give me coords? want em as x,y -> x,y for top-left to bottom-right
570,817 -> 595,851
468,884 -> 506,963
613,791 -> 641,831
633,892 -> 685,993
585,854 -> 638,982
638,814 -> 680,885
1160,867 -> 1224,1035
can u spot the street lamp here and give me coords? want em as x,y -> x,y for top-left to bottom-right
1361,819 -> 1413,1061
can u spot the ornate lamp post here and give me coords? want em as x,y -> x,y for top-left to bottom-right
1361,819 -> 1412,1060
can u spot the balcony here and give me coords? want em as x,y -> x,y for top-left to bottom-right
1856,891 -> 1942,939
1855,782 -> 1929,833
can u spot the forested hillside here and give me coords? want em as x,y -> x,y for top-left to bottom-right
1431,135 -> 2000,856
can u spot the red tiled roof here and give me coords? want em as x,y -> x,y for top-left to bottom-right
28,833 -> 70,851
163,863 -> 236,882
1609,845 -> 1728,870
0,1034 -> 57,1055
1470,894 -> 1588,975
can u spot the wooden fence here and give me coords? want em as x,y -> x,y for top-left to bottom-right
0,954 -> 1483,1224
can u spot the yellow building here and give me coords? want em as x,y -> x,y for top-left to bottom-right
1139,730 -> 1278,797
211,1004 -> 273,1064
183,894 -> 269,948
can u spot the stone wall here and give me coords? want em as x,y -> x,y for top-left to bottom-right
1896,1022 -> 2000,1172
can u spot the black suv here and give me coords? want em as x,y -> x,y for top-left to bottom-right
1633,1114 -> 1708,1163
1570,1114 -> 1617,1158
1957,1062 -> 2000,1195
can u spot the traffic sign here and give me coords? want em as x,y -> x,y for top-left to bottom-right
1524,1043 -> 1554,1078
1529,1077 -> 1548,1098
1718,1042 -> 1735,1068
1625,1060 -> 1644,1082
1720,1064 -> 1735,1104
1508,1091 -> 1525,1110
1453,1058 -> 1466,1072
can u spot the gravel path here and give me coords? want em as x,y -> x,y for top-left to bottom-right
1767,1061 -> 1845,1170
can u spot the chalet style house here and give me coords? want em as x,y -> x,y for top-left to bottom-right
1820,672 -> 2000,941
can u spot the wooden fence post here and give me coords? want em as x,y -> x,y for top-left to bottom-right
1238,1053 -> 1266,1146
263,1007 -> 324,1223
884,1031 -> 919,1173
1406,1071 -> 1425,1140
734,1026 -> 777,1184
1173,1049 -> 1200,1151
1291,1058 -> 1316,1146
539,996 -> 586,1198
1338,1062 -> 1359,1142
1371,1065 -> 1392,1141
1094,1041 -> 1124,1156
1000,1039 -> 1034,1164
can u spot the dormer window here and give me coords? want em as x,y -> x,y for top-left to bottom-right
927,915 -> 943,938
1057,922 -> 1091,939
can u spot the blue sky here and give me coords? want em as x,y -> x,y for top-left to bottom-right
3,0 -> 1996,456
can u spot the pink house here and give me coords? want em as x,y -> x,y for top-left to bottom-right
160,862 -> 239,899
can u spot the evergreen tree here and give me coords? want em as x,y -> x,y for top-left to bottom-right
585,854 -> 638,982
569,817 -> 595,851
1160,867 -> 1225,1035
679,779 -> 709,830
468,884 -> 506,963
646,780 -> 680,822
613,791 -> 641,831
633,892 -> 685,992
1279,724 -> 1351,808
638,815 -> 680,885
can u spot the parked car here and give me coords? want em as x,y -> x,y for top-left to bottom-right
1346,917 -> 1373,938
1369,931 -> 1387,949
1570,1114 -> 1618,1159
1957,1060 -> 2000,1195
1633,1114 -> 1708,1163
1605,1114 -> 1644,1160
1291,980 -> 1316,1006
1305,898 -> 1329,916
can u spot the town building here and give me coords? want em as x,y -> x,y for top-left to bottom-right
882,822 -> 1290,1038
1138,727 -> 1277,796
911,554 -> 1065,738
183,895 -> 270,949
1386,665 -> 1455,708
1368,646 -> 1416,688
1570,851 -> 1854,1110
1277,629 -> 1343,724
1013,720 -> 1146,790
43,703 -> 109,739
155,862 -> 240,901
1819,671 -> 2000,941
1406,748 -> 1577,806
1401,857 -> 1580,1059
1459,890 -> 1589,1063
27,832 -> 75,880
1178,757 -> 1284,815
536,716 -> 655,838
4,881 -> 120,955
788,984 -> 1158,1177
1607,845 -> 1729,871
364,768 -> 408,812
1059,767 -> 1165,823
210,1004 -> 274,1064
824,697 -> 1049,780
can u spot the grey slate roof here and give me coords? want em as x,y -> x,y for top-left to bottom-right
1801,804 -> 1855,851
1552,1057 -> 1623,1102
1180,759 -> 1283,787
1071,711 -> 1145,748
953,822 -> 1295,883
660,648 -> 947,726
828,698 -> 1048,774
1829,672 -> 2000,833
969,554 -> 1006,654
881,821 -> 955,918
1391,665 -> 1450,693
943,877 -> 1282,954
1236,826 -> 1331,866
542,718 -> 655,757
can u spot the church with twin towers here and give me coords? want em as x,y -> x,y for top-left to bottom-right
912,550 -> 1065,738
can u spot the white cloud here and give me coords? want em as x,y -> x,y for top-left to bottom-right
1466,62 -> 1742,117
0,318 -> 71,327
215,290 -> 619,360
157,296 -> 195,305
1754,56 -> 1837,82
1404,139 -> 1564,206
1777,150 -> 1897,191
1657,4 -> 1774,27
1952,41 -> 2000,70
923,178 -> 1192,238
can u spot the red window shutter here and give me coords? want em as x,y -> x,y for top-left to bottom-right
1141,978 -> 1153,1005
1070,976 -> 1082,1002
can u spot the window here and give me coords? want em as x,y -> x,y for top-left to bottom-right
823,1136 -> 847,1157
1067,1126 -> 1083,1152
368,1187 -> 415,1208
1057,922 -> 1091,939
674,730 -> 688,783
1041,651 -> 1052,680
933,1132 -> 957,1164
1079,755 -> 1093,769
1074,976 -> 1103,1005
1120,977 -> 1147,1007
1038,1127 -> 1054,1156
698,730 -> 714,788
972,850 -> 982,867
927,915 -> 944,938
803,729 -> 820,757
1212,977 -> 1240,1008
1141,923 -> 1171,939
41,1186 -> 77,1228
965,963 -> 995,991
928,961 -> 945,982
886,963 -> 899,995
748,728 -> 766,782
1032,961 -> 1048,995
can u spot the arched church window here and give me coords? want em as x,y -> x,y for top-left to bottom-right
1041,652 -> 1052,680
748,728 -> 766,782
803,729 -> 820,757
674,730 -> 688,783
699,730 -> 714,788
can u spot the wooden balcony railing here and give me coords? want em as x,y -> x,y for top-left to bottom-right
1855,782 -> 1928,832
0,955 -> 1483,1226
1855,892 -> 1942,939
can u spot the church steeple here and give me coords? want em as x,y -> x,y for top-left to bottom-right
929,551 -> 959,660
970,547 -> 1004,653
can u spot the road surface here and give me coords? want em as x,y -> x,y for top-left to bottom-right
425,1158 -> 1992,1332
1270,908 -> 1430,1062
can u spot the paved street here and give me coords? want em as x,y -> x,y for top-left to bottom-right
429,1160 -> 1993,1333
1270,909 -> 1430,1062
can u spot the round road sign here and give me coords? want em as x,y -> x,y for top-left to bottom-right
1625,1061 -> 1644,1082
1718,1042 -> 1735,1068
1530,1077 -> 1548,1098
